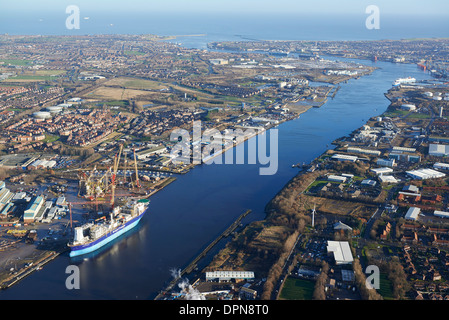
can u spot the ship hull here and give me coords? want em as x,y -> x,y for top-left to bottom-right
69,209 -> 146,257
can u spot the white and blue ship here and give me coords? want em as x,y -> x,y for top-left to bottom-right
68,200 -> 148,257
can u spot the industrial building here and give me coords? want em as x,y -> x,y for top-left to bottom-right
23,195 -> 44,223
346,147 -> 381,156
405,207 -> 420,221
377,158 -> 395,167
371,167 -> 394,176
326,241 -> 353,265
327,175 -> 347,183
429,144 -> 449,157
331,154 -> 358,162
434,163 -> 449,171
205,271 -> 255,282
27,159 -> 57,170
434,211 -> 449,219
379,175 -> 398,184
406,168 -> 446,180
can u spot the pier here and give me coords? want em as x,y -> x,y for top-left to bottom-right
154,209 -> 251,300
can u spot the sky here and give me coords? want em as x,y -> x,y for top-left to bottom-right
1,0 -> 449,16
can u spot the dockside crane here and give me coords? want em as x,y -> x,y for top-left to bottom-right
110,144 -> 124,208
133,147 -> 141,190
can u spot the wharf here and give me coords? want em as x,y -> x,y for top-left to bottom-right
154,209 -> 251,300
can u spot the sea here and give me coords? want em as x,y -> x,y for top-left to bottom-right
0,10 -> 447,299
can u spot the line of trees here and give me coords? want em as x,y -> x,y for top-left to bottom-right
353,258 -> 383,300
313,261 -> 329,300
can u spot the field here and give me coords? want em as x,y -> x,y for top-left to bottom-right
279,277 -> 315,300
1,70 -> 66,83
83,86 -> 152,100
378,273 -> 394,300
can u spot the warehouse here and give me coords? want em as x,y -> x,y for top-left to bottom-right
434,163 -> 449,171
23,196 -> 44,223
371,167 -> 394,176
434,211 -> 449,219
377,158 -> 395,167
406,168 -> 446,180
327,175 -> 347,183
379,175 -> 398,184
331,154 -> 358,162
405,207 -> 420,221
429,144 -> 449,157
27,159 -> 57,170
327,241 -> 353,265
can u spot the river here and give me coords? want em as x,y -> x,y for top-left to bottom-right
0,55 -> 433,300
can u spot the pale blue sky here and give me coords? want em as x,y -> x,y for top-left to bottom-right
1,0 -> 449,15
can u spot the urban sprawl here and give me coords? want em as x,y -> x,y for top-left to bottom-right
0,35 -> 449,301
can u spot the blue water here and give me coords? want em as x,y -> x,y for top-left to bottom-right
1,11 -> 449,47
0,8 -> 442,299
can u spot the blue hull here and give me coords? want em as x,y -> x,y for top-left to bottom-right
69,211 -> 145,257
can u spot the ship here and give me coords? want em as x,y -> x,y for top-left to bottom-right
393,77 -> 416,86
68,199 -> 149,257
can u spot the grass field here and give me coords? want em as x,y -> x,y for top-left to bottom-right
378,273 -> 394,300
279,277 -> 315,300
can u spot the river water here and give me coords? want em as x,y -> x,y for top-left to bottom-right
0,53 -> 433,299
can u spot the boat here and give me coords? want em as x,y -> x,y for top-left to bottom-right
393,77 -> 416,86
68,199 -> 149,257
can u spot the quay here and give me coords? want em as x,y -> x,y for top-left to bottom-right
154,209 -> 251,300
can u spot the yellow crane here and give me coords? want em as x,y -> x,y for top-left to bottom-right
133,147 -> 141,190
110,144 -> 124,207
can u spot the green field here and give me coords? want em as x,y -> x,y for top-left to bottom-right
0,59 -> 33,66
378,273 -> 394,300
279,277 -> 315,300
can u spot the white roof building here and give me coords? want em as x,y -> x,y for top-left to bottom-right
327,241 -> 353,265
328,175 -> 347,183
371,167 -> 394,176
405,207 -> 420,221
331,154 -> 358,162
429,144 -> 449,157
434,211 -> 449,219
406,168 -> 446,180
377,158 -> 395,168
434,163 -> 449,170
379,175 -> 398,184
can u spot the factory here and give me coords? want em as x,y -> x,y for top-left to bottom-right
326,241 -> 353,265
371,167 -> 394,176
23,195 -> 44,223
32,111 -> 52,120
331,154 -> 358,162
27,159 -> 57,170
429,144 -> 449,157
405,207 -> 420,221
406,168 -> 446,180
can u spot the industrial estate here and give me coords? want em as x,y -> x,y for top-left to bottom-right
0,33 -> 449,301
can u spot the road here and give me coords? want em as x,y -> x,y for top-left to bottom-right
363,205 -> 384,240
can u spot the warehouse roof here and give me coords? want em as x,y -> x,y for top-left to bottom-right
327,241 -> 353,265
